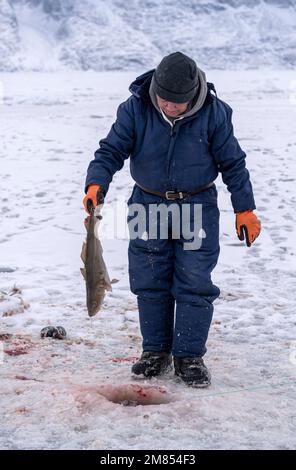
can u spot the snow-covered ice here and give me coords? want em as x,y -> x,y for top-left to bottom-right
0,70 -> 295,450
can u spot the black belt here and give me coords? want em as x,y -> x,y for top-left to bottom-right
136,181 -> 214,200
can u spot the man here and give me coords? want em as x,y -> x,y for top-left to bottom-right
83,52 -> 261,387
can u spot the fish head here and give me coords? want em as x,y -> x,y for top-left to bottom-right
87,295 -> 103,317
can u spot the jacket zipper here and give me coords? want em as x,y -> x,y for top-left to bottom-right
167,123 -> 176,186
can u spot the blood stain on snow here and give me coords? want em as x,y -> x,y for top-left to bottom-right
3,334 -> 36,356
111,356 -> 139,363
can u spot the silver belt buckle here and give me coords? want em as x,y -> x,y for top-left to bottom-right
165,191 -> 184,200
165,191 -> 175,200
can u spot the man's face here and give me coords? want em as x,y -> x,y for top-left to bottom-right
156,95 -> 190,118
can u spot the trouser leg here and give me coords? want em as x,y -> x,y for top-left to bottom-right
172,191 -> 220,357
128,187 -> 175,352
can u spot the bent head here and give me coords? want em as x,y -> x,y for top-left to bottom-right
152,52 -> 199,117
156,95 -> 190,118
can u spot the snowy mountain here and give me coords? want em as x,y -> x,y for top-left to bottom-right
0,0 -> 296,71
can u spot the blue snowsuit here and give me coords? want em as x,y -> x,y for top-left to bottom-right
85,70 -> 256,357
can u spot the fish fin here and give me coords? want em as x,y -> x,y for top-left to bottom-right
104,271 -> 112,291
80,241 -> 87,263
80,267 -> 86,280
105,281 -> 112,292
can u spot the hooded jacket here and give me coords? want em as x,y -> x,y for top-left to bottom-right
85,69 -> 256,212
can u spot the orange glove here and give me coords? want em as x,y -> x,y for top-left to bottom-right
236,210 -> 261,247
83,184 -> 104,214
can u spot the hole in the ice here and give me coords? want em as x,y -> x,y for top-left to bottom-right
98,383 -> 173,406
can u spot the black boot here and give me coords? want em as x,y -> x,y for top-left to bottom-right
174,356 -> 211,388
131,352 -> 172,378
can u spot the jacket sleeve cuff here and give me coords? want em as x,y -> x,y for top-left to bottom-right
231,192 -> 256,213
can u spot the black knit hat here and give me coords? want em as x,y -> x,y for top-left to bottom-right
152,52 -> 199,103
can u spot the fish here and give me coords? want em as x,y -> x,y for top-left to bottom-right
80,205 -> 113,316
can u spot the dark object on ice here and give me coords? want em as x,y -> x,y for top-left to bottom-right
174,356 -> 211,388
40,326 -> 66,340
52,326 -> 66,339
131,351 -> 172,378
40,326 -> 56,338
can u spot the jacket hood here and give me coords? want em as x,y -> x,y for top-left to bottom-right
129,69 -> 155,98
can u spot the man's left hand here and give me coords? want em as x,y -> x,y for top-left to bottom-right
236,210 -> 261,247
